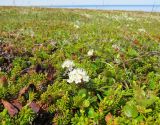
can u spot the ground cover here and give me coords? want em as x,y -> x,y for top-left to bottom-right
0,7 -> 160,124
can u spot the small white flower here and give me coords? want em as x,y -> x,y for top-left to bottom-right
138,28 -> 146,32
114,58 -> 121,64
74,24 -> 80,29
82,13 -> 92,18
87,49 -> 94,56
112,44 -> 120,51
62,60 -> 75,71
67,68 -> 90,84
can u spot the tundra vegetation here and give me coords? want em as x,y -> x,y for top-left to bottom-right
0,7 -> 160,125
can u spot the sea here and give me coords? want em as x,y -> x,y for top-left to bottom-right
47,5 -> 160,12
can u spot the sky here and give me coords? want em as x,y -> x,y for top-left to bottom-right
0,0 -> 158,6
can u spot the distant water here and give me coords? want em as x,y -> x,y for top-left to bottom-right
48,5 -> 160,12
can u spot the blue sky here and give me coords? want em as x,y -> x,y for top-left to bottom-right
0,0 -> 158,6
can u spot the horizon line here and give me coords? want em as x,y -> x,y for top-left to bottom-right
1,4 -> 160,6
48,4 -> 160,6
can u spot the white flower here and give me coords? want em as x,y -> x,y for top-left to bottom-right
138,28 -> 146,32
62,60 -> 75,71
87,49 -> 94,56
82,13 -> 92,18
114,58 -> 121,64
67,68 -> 90,84
74,24 -> 80,29
112,44 -> 120,51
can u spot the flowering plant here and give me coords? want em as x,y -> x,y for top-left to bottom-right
67,68 -> 90,84
62,59 -> 75,71
87,49 -> 94,57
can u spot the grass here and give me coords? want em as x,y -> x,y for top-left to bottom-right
0,7 -> 160,125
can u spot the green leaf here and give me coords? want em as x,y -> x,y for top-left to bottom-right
83,100 -> 90,108
78,89 -> 87,98
128,48 -> 139,57
123,102 -> 138,118
88,108 -> 95,118
149,80 -> 156,90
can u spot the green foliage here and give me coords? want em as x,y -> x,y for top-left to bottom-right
0,7 -> 160,124
15,106 -> 36,125
123,101 -> 138,118
0,109 -> 12,125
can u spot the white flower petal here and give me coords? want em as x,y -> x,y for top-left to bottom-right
67,68 -> 90,84
87,49 -> 94,56
62,59 -> 75,69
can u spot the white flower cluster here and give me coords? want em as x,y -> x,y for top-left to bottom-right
67,68 -> 90,84
87,49 -> 94,56
62,59 -> 75,71
138,28 -> 146,32
106,13 -> 135,21
62,60 -> 90,84
81,13 -> 92,19
112,44 -> 120,51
